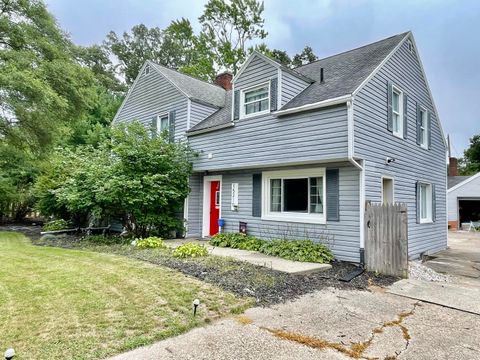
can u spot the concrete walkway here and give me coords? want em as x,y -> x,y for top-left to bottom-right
164,239 -> 331,274
108,288 -> 480,360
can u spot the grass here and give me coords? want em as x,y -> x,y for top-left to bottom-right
0,232 -> 252,360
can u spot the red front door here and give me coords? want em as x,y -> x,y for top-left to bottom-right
209,181 -> 220,236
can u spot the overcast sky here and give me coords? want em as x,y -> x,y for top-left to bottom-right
46,0 -> 480,156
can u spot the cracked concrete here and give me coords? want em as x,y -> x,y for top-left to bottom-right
108,288 -> 480,360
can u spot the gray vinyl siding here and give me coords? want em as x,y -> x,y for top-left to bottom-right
190,101 -> 218,129
447,176 -> 480,222
189,105 -> 348,171
113,67 -> 188,141
281,70 -> 310,106
186,173 -> 203,237
187,163 -> 360,262
354,36 -> 447,259
235,55 -> 277,89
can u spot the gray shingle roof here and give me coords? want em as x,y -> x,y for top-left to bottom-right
281,32 -> 409,110
150,62 -> 226,108
448,176 -> 471,189
188,32 -> 409,133
188,91 -> 233,133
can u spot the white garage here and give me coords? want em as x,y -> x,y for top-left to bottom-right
448,172 -> 480,230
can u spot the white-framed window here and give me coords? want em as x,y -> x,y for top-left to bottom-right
157,114 -> 169,134
262,168 -> 326,224
392,86 -> 403,138
240,83 -> 270,118
144,64 -> 150,75
407,39 -> 414,54
419,182 -> 432,223
419,107 -> 429,149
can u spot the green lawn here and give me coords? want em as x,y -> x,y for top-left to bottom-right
0,232 -> 251,360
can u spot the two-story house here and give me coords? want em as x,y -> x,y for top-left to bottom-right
113,31 -> 447,263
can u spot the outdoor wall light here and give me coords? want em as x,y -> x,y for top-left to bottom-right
4,348 -> 15,360
386,157 -> 396,165
193,298 -> 200,316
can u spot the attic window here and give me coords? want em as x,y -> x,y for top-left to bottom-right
406,39 -> 414,54
144,65 -> 150,75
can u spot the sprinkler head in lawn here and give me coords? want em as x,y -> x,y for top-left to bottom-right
4,348 -> 15,360
193,298 -> 200,316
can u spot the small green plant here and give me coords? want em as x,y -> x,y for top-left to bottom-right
83,234 -> 130,245
173,242 -> 208,258
42,219 -> 71,231
135,236 -> 166,249
210,233 -> 266,251
260,239 -> 334,264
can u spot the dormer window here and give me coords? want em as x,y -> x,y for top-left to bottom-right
406,39 -> 414,54
144,65 -> 150,75
240,83 -> 270,118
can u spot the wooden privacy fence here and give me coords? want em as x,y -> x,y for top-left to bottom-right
364,202 -> 408,277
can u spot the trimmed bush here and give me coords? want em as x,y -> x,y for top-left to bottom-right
135,237 -> 166,249
42,219 -> 71,231
260,239 -> 334,264
173,242 -> 208,258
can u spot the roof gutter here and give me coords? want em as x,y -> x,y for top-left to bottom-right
186,122 -> 234,137
273,94 -> 352,117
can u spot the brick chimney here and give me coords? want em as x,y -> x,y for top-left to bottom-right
214,72 -> 233,90
449,157 -> 458,176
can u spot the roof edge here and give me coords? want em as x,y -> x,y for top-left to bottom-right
274,95 -> 351,116
187,122 -> 234,136
448,172 -> 480,193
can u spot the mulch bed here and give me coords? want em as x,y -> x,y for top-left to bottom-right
3,224 -> 399,306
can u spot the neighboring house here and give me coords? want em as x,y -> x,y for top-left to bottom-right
447,160 -> 480,230
113,31 -> 447,263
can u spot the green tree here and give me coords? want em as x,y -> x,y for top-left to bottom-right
105,19 -> 215,84
291,46 -> 318,67
199,0 -> 267,73
459,134 -> 480,175
36,123 -> 193,237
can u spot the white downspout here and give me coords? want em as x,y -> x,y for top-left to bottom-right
347,99 -> 365,263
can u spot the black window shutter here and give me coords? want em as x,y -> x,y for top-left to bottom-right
168,110 -> 176,143
252,173 -> 262,217
270,78 -> 278,111
403,94 -> 408,139
233,90 -> 240,120
387,81 -> 393,132
151,116 -> 158,138
416,103 -> 421,145
432,183 -> 436,222
326,169 -> 339,222
416,181 -> 420,224
427,111 -> 432,150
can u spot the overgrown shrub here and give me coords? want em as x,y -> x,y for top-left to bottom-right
210,233 -> 334,264
42,219 -> 71,231
135,236 -> 166,249
260,239 -> 334,264
173,242 -> 208,258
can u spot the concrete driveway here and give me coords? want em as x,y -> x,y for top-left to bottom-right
109,288 -> 480,360
425,231 -> 480,280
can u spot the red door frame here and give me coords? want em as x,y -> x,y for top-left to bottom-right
209,181 -> 220,236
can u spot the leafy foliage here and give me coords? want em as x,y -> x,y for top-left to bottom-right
173,242 -> 209,258
210,233 -> 265,251
459,134 -> 480,175
211,233 -> 333,264
83,234 -> 130,245
135,236 -> 166,249
42,219 -> 71,231
254,44 -> 319,68
34,122 -> 193,237
260,239 -> 333,264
